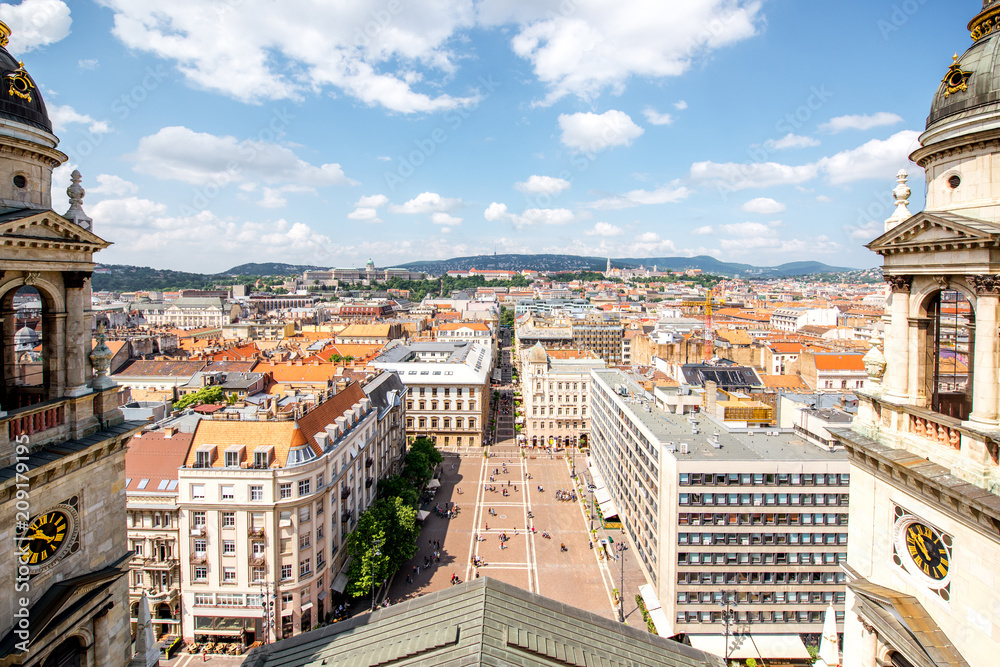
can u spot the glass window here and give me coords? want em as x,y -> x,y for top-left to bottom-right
299,479 -> 311,496
222,512 -> 235,527
191,484 -> 205,500
223,540 -> 236,554
250,485 -> 264,501
279,483 -> 292,499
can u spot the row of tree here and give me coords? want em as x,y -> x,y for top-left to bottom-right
344,437 -> 443,599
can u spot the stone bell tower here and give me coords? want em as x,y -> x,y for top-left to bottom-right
835,2 -> 1000,666
0,20 -> 143,667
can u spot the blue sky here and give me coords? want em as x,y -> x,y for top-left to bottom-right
2,0 -> 971,272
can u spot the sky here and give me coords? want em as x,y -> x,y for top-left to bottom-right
0,0 -> 973,273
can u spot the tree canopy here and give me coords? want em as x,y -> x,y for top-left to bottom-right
345,496 -> 420,598
174,385 -> 224,410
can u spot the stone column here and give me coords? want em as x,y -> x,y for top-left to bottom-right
907,317 -> 932,408
884,276 -> 913,401
64,272 -> 90,396
969,276 -> 1000,425
45,311 -> 67,399
861,623 -> 879,667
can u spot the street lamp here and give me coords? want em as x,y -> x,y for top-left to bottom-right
589,485 -> 594,531
718,589 -> 742,660
617,543 -> 628,622
369,538 -> 382,612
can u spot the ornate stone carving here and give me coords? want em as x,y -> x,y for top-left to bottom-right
969,274 -> 1000,295
863,341 -> 887,383
22,271 -> 40,286
89,323 -> 116,391
64,170 -> 93,231
63,271 -> 90,290
885,169 -> 913,232
884,275 -> 913,292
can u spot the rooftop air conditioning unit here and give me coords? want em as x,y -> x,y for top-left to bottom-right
665,442 -> 676,453
679,443 -> 689,455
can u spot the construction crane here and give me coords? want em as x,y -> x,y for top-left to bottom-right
679,291 -> 725,363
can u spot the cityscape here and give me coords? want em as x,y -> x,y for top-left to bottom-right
1,2 -> 999,667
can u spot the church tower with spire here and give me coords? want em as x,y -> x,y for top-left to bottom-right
0,20 -> 143,667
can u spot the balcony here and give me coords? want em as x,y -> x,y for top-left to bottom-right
249,556 -> 266,567
340,488 -> 351,500
4,398 -> 68,450
910,412 -> 961,450
247,527 -> 265,538
189,554 -> 207,565
365,477 -> 374,488
190,526 -> 206,537
365,457 -> 374,468
341,510 -> 353,523
143,557 -> 179,569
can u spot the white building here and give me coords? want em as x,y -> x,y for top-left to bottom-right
770,307 -> 839,333
589,369 -> 849,662
519,342 -> 604,448
177,382 -> 382,644
371,341 -> 492,447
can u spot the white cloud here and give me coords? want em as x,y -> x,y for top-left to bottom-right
584,222 -> 624,237
390,192 -> 462,214
347,207 -> 382,223
91,195 -> 335,270
48,104 -> 111,135
488,0 -> 762,104
588,182 -> 690,210
847,220 -> 882,241
354,194 -> 388,208
558,110 -> 643,153
514,175 -> 571,195
719,221 -> 781,237
89,174 -> 138,197
2,0 -> 71,53
643,107 -> 673,126
817,130 -> 920,185
431,212 -> 462,226
78,58 -> 98,70
689,160 -> 819,190
741,197 -> 786,214
674,100 -> 688,111
132,126 -> 355,189
816,195 -> 833,203
484,202 -> 574,230
691,225 -> 714,235
820,112 -> 903,133
764,133 -> 820,150
99,0 -> 481,113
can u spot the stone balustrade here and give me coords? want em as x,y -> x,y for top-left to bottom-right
910,412 -> 962,450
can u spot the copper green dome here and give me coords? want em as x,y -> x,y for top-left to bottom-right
0,22 -> 52,134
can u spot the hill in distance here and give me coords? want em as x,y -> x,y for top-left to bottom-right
396,253 -> 858,277
220,262 -> 324,276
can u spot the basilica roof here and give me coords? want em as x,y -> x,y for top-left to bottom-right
0,22 -> 52,134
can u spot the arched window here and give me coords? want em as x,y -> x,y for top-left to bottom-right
3,284 -> 49,407
927,290 -> 974,420
44,636 -> 84,667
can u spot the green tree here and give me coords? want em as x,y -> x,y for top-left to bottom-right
376,475 -> 420,508
346,497 -> 420,598
174,385 -> 224,410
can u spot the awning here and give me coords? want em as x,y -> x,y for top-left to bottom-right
300,602 -> 313,612
594,486 -> 612,506
638,585 -> 672,637
598,499 -> 619,518
331,572 -> 349,594
588,462 -> 607,490
687,634 -> 811,660
427,479 -> 441,489
416,510 -> 430,521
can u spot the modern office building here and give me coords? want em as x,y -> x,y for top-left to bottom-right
371,341 -> 492,447
833,2 -> 1000,664
589,368 -> 849,660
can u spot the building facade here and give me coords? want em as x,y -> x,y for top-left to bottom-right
520,343 -> 604,448
0,20 -> 145,665
589,369 -> 849,658
835,4 -> 1000,665
371,342 -> 492,447
177,383 -> 382,644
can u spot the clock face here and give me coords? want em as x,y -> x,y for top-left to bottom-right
904,522 -> 949,581
19,508 -> 76,570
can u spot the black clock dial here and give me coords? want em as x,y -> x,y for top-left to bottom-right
904,522 -> 949,581
19,511 -> 70,566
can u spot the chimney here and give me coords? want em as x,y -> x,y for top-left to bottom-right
705,380 -> 718,416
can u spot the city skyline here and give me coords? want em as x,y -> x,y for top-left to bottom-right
4,0 -> 964,272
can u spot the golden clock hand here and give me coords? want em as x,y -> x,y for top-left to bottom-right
916,536 -> 931,561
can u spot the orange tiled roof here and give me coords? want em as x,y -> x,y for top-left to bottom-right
297,382 -> 367,450
813,354 -> 865,371
770,342 -> 803,354
546,349 -> 599,360
252,361 -> 340,383
759,374 -> 811,390
437,322 -> 490,331
187,420 -> 305,468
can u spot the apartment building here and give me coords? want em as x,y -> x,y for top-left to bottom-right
144,297 -> 231,329
126,429 -> 193,640
770,307 -> 839,333
371,341 -> 492,447
177,382 -> 382,644
571,316 -> 624,366
588,369 -> 849,659
519,343 -> 604,448
434,321 -> 494,347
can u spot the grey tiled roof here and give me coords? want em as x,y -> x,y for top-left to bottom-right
243,577 -> 723,667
